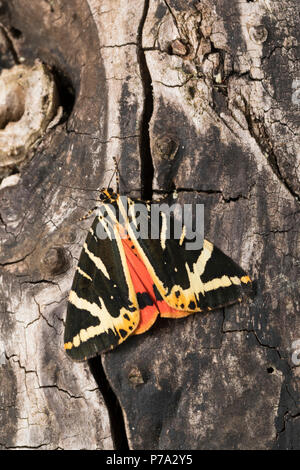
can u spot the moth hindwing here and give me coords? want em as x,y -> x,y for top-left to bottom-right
64,190 -> 252,360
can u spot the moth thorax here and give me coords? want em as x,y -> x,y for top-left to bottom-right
100,188 -> 117,202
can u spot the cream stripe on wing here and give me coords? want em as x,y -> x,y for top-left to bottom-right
83,242 -> 110,279
113,221 -> 138,305
68,290 -> 133,346
76,266 -> 92,281
97,215 -> 113,241
179,225 -> 186,246
128,198 -> 138,228
89,227 -> 97,241
160,212 -> 167,250
203,275 -> 239,292
100,198 -> 140,316
183,240 -> 214,298
69,290 -> 116,333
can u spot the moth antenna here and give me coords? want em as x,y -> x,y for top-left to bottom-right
113,156 -> 129,194
113,156 -> 122,193
107,167 -> 116,190
78,206 -> 98,222
105,156 -> 121,192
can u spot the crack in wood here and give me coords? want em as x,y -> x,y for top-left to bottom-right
88,3 -> 156,449
89,356 -> 129,450
0,24 -> 21,65
0,246 -> 37,267
137,0 -> 154,200
243,107 -> 300,202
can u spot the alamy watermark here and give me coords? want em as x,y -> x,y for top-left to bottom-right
95,197 -> 204,250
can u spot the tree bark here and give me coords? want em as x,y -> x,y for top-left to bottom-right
0,0 -> 299,450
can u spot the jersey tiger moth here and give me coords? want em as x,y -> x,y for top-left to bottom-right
64,189 -> 252,361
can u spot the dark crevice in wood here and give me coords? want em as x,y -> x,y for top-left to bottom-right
152,187 -> 223,196
209,43 -> 226,91
267,150 -> 300,202
137,0 -> 154,201
50,66 -> 75,122
88,357 -> 129,450
10,166 -> 20,175
10,26 -> 22,39
0,24 -> 20,64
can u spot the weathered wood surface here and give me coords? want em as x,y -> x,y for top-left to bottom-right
0,0 -> 299,450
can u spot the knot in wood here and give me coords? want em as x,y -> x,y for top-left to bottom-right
248,25 -> 268,44
128,367 -> 144,387
170,39 -> 188,57
0,60 -> 59,170
42,247 -> 69,275
155,135 -> 179,160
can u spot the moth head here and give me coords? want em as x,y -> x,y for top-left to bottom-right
99,187 -> 118,202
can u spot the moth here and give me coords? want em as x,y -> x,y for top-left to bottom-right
64,189 -> 252,361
